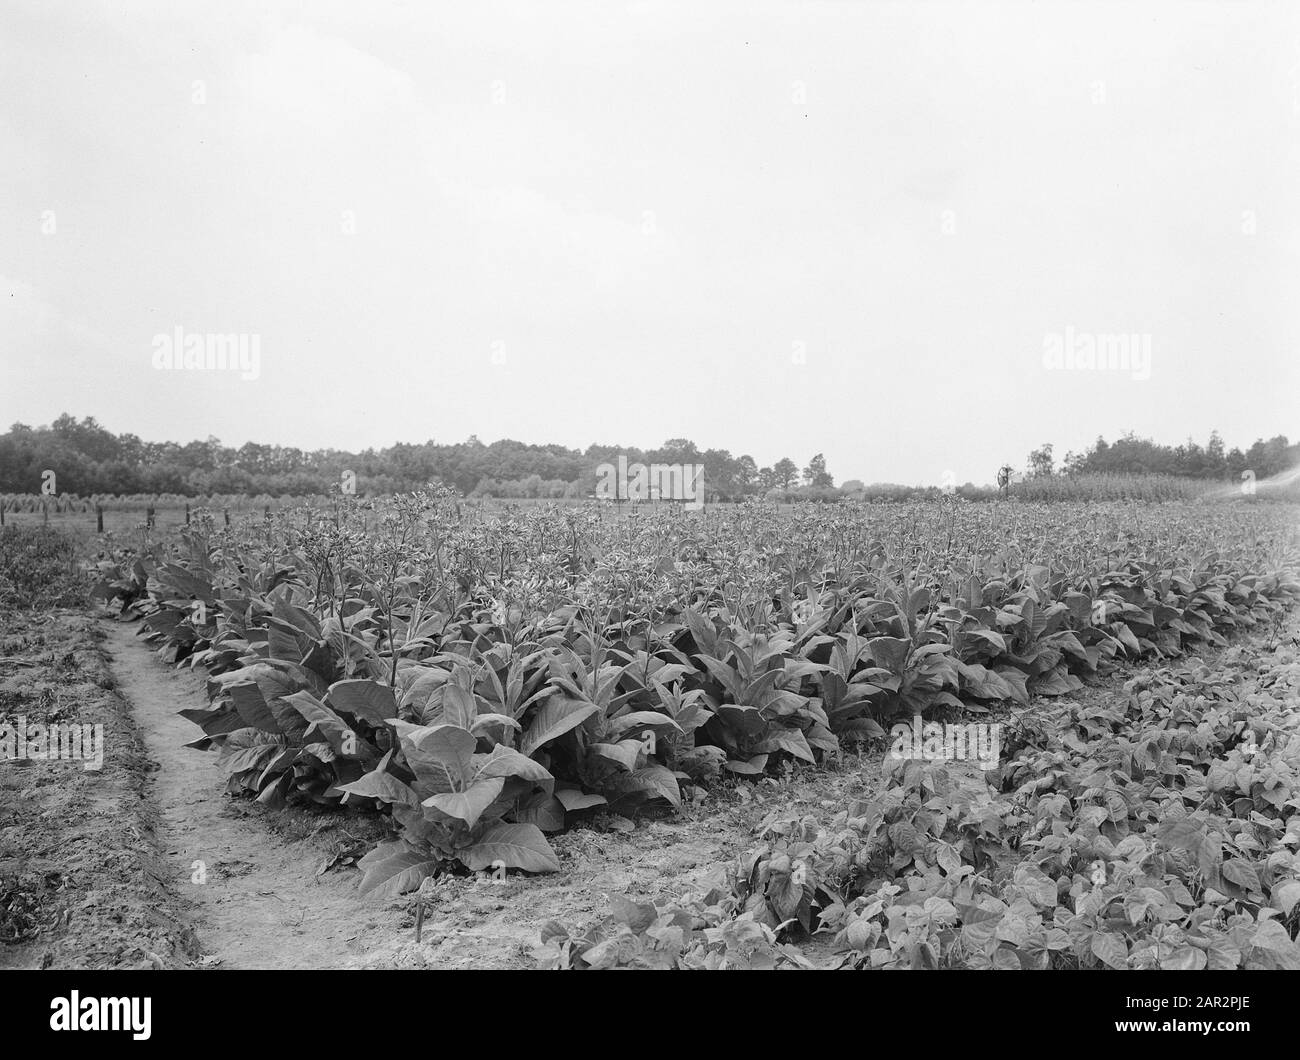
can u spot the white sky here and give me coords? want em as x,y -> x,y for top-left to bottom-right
2,0 -> 1297,484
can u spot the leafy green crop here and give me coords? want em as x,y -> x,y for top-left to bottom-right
542,641 -> 1300,969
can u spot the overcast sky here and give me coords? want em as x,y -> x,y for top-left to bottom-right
2,0 -> 1297,485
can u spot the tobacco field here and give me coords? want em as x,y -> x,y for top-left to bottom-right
80,494 -> 1300,969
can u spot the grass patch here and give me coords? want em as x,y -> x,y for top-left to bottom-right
0,526 -> 83,610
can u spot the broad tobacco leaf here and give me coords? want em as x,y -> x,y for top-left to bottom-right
461,822 -> 560,873
356,841 -> 440,897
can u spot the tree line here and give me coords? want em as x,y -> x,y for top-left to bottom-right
0,415 -> 837,501
0,416 -> 1292,502
1026,431 -> 1298,481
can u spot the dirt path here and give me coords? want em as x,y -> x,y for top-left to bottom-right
99,618 -> 403,969
0,610 -> 193,969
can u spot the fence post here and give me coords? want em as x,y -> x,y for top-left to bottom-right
0,499 -> 5,526
146,506 -> 156,529
42,499 -> 49,525
223,507 -> 230,527
96,504 -> 104,533
264,505 -> 271,522
185,503 -> 190,526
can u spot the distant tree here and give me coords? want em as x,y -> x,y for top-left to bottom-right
802,453 -> 833,488
735,454 -> 758,495
773,457 -> 799,490
1062,447 -> 1090,475
1027,443 -> 1054,479
1255,435 -> 1292,478
651,438 -> 702,464
1171,436 -> 1207,477
702,448 -> 739,499
1205,430 -> 1225,472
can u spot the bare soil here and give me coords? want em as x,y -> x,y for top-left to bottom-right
0,610 -> 194,969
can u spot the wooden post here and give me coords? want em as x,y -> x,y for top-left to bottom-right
0,499 -> 5,526
146,506 -> 156,529
42,499 -> 49,525
224,507 -> 230,526
185,503 -> 190,525
264,505 -> 271,522
96,505 -> 104,533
